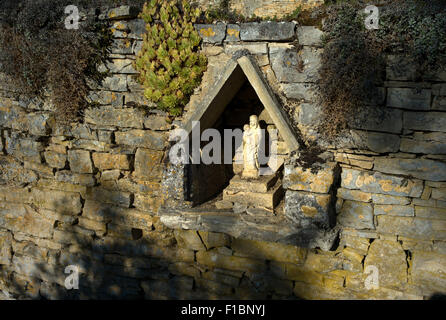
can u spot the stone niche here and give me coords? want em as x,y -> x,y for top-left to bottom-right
159,53 -> 339,250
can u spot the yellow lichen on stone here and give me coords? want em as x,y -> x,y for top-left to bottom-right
200,27 -> 216,37
301,205 -> 318,217
227,28 -> 240,39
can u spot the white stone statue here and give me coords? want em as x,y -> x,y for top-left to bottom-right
242,115 -> 262,179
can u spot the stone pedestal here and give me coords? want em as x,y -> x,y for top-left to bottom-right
219,173 -> 283,211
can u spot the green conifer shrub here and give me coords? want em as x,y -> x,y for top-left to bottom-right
134,0 -> 207,116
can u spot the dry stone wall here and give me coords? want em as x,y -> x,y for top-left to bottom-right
0,5 -> 445,300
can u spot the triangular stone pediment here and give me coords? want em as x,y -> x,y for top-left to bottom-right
183,54 -> 300,152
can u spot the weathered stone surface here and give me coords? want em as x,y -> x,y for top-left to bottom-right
341,168 -> 423,197
5,133 -> 44,161
224,42 -> 268,55
0,203 -> 53,238
32,188 -> 82,215
432,188 -> 446,201
376,215 -> 446,240
296,26 -> 323,46
415,206 -> 446,220
24,161 -> 54,177
240,22 -> 295,41
297,103 -> 321,125
374,158 -> 446,182
411,250 -> 446,294
55,170 -> 95,186
371,194 -> 410,205
228,174 -> 277,193
285,190 -> 332,228
351,106 -> 402,134
400,138 -> 446,154
107,6 -> 140,20
232,238 -> 306,264
115,130 -> 165,150
432,83 -> 446,96
374,205 -> 414,217
174,230 -> 206,251
284,162 -> 336,194
195,23 -> 226,44
197,250 -> 266,274
67,150 -> 93,174
134,148 -> 164,181
404,111 -> 446,132
334,152 -> 374,170
102,59 -> 138,74
223,182 -> 283,209
363,132 -> 400,153
0,230 -> 12,265
44,151 -> 67,169
92,153 -> 131,170
225,24 -> 241,41
143,115 -> 171,131
198,231 -> 231,249
85,106 -> 144,128
337,188 -> 372,203
84,188 -> 131,208
101,74 -> 128,91
432,96 -> 446,111
281,83 -> 316,101
387,88 -> 431,110
364,240 -> 407,289
338,200 -> 374,230
270,45 -> 321,82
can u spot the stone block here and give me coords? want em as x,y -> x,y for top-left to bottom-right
134,148 -> 165,181
296,26 -> 323,46
84,188 -> 131,208
107,6 -> 140,20
240,22 -> 295,41
228,174 -> 277,193
350,106 -> 403,134
115,130 -> 165,150
415,206 -> 446,220
174,230 -> 206,251
432,83 -> 446,96
224,42 -> 268,55
198,231 -> 231,249
0,203 -> 54,238
386,55 -> 418,81
374,204 -> 414,217
270,45 -> 321,82
404,111 -> 446,132
387,88 -> 431,110
371,194 -> 410,205
298,103 -> 321,125
101,74 -> 128,91
195,23 -> 226,44
67,150 -> 93,174
196,250 -> 266,274
231,238 -> 306,264
374,157 -> 446,182
337,188 -> 372,203
363,240 -> 407,289
44,151 -> 67,169
284,162 -> 336,194
432,96 -> 446,111
225,24 -> 241,41
400,138 -> 446,154
432,188 -> 446,201
55,170 -> 95,186
280,83 -> 316,101
285,190 -> 332,228
338,200 -> 374,230
32,188 -> 82,215
0,230 -> 12,265
376,215 -> 446,240
92,152 -> 131,171
411,250 -> 446,295
341,168 -> 423,197
223,181 -> 283,209
85,106 -> 144,128
143,114 -> 171,131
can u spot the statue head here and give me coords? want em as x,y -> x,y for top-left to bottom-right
249,115 -> 259,129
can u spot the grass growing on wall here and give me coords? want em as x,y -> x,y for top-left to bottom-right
134,0 -> 207,116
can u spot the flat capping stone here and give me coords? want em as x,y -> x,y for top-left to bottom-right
158,207 -> 339,250
182,54 -> 299,152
